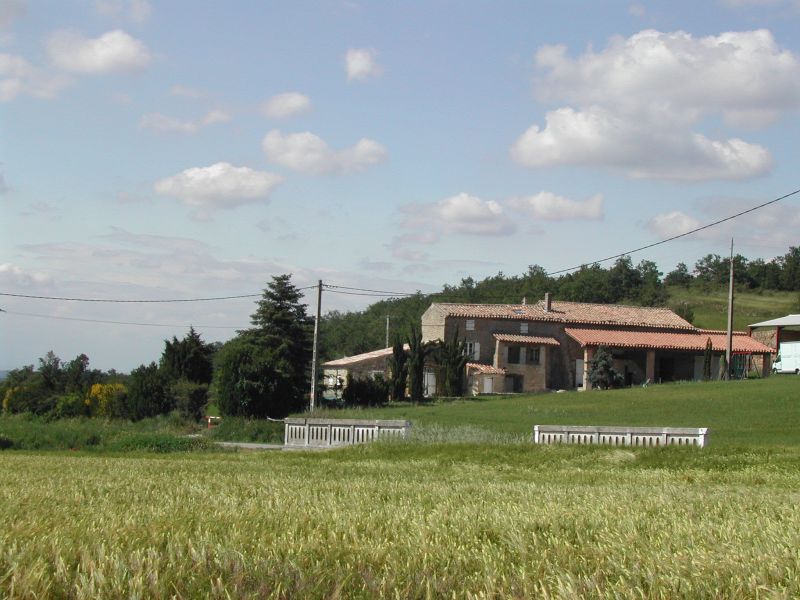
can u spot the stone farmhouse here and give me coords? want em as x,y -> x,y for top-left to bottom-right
323,294 -> 774,396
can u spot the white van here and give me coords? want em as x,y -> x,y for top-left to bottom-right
773,341 -> 800,374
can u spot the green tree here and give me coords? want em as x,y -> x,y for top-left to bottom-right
160,327 -> 215,384
214,275 -> 313,418
664,262 -> 693,287
127,362 -> 175,420
588,347 -> 623,390
387,338 -> 408,402
635,260 -> 667,306
702,338 -> 713,381
407,324 -> 434,403
434,328 -> 469,397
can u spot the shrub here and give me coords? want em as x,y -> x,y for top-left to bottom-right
52,393 -> 88,419
172,379 -> 208,421
588,346 -> 624,390
86,383 -> 128,418
0,435 -> 13,450
108,433 -> 214,453
127,363 -> 175,420
342,373 -> 389,407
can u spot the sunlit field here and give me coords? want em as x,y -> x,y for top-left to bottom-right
2,377 -> 799,598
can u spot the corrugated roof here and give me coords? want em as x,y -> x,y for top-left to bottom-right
322,344 -> 409,368
466,362 -> 506,375
433,300 -> 695,330
492,333 -> 560,346
749,314 -> 800,328
565,328 -> 773,353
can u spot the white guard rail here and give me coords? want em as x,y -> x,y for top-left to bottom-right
284,418 -> 411,448
533,425 -> 709,448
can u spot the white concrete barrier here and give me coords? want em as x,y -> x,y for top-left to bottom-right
533,425 -> 708,448
284,418 -> 411,448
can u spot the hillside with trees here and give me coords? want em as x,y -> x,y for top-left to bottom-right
320,247 -> 800,360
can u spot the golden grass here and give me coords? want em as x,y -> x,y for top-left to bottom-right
2,446 -> 799,598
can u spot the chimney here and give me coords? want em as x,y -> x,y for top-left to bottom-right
544,292 -> 551,312
521,296 -> 527,305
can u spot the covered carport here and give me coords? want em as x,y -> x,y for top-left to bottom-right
565,328 -> 774,389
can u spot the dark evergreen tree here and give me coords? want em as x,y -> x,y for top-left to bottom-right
433,328 -> 469,397
588,347 -> 624,390
214,274 -> 313,418
407,324 -> 434,403
160,326 -> 215,384
387,338 -> 408,402
702,338 -> 713,381
127,362 -> 175,420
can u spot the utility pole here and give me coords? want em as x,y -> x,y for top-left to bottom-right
725,239 -> 734,380
385,315 -> 391,348
309,279 -> 322,411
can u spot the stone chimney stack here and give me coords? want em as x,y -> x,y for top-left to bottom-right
544,292 -> 551,312
522,296 -> 527,305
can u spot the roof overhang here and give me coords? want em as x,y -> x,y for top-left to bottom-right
749,314 -> 800,328
565,327 -> 773,354
492,333 -> 560,346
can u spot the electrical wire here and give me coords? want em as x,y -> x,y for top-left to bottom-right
546,187 -> 800,276
0,285 -> 319,303
323,283 -> 419,296
1,187 -> 796,307
1,309 -> 242,329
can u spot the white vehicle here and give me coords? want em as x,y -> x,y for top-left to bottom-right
773,341 -> 800,374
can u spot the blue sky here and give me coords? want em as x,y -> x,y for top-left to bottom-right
2,0 -> 800,371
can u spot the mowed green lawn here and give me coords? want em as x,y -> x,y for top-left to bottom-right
2,377 -> 799,598
312,376 -> 800,447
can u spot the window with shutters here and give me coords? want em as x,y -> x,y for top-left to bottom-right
520,322 -> 529,334
526,347 -> 540,365
466,319 -> 475,331
465,341 -> 480,361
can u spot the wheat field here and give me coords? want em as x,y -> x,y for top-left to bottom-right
2,443 -> 799,599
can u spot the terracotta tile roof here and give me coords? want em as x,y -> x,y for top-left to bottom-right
492,333 -> 560,346
433,300 -> 694,330
322,344 -> 409,368
564,328 -> 774,353
466,362 -> 506,375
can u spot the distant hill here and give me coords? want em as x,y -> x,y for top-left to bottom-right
669,287 -> 798,330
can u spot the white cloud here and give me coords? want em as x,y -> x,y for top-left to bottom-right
511,106 -> 771,181
0,263 -> 52,288
507,192 -> 604,220
513,29 -> 800,181
0,0 -> 26,28
628,3 -> 646,16
646,211 -> 702,238
262,129 -> 386,175
345,48 -> 381,81
139,109 -> 231,134
47,29 -> 152,74
0,53 -> 69,101
169,84 -> 206,99
154,162 -> 282,216
94,0 -> 152,23
535,29 -> 800,123
402,193 -> 514,236
261,92 -> 312,119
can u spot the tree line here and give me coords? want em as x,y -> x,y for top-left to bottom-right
2,276 -> 312,421
321,246 -> 800,360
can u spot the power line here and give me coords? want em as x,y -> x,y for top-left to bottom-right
0,285 -> 319,304
324,283 -> 419,296
1,309 -> 242,329
546,187 -> 800,276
